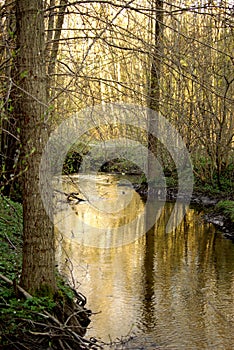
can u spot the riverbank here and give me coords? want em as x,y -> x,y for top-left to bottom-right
134,182 -> 234,241
97,158 -> 233,239
0,196 -> 97,350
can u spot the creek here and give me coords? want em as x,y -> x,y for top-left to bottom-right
54,174 -> 234,350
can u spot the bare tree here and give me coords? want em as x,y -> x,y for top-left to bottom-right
147,0 -> 164,189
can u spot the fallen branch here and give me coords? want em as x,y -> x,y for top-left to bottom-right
54,189 -> 86,203
0,273 -> 32,299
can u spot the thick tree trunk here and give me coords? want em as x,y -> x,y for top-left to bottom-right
16,0 -> 56,295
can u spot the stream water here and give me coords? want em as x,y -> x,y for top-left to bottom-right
54,174 -> 234,350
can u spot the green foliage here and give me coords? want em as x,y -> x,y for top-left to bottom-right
0,196 -> 23,280
20,70 -> 28,79
63,142 -> 90,174
0,195 -> 80,344
166,176 -> 178,188
0,292 -> 57,344
194,161 -> 234,195
218,163 -> 234,192
139,173 -> 147,184
1,295 -> 56,320
63,150 -> 82,174
56,274 -> 75,301
0,197 -> 55,334
215,200 -> 234,222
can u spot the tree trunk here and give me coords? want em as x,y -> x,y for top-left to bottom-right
0,0 -> 20,200
16,0 -> 56,295
147,0 -> 164,193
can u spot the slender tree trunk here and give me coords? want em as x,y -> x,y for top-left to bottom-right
147,0 -> 163,191
16,0 -> 56,295
47,0 -> 68,77
0,0 -> 20,200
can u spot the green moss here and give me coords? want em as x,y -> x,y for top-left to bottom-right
35,283 -> 55,299
215,200 -> 234,222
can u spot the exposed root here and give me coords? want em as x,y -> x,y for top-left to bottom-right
0,273 -> 103,349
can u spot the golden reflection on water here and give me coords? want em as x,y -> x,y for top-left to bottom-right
54,174 -> 150,248
55,175 -> 234,349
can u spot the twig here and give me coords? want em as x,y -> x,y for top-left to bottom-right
59,338 -> 68,350
0,273 -> 32,299
1,127 -> 20,141
28,330 -> 52,336
4,233 -> 17,250
0,216 -> 11,224
64,309 -> 84,327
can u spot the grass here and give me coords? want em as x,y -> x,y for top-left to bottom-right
215,200 -> 234,222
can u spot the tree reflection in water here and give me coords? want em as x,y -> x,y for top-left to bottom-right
55,175 -> 234,349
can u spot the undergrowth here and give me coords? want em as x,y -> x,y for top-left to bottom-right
0,196 -> 57,344
215,200 -> 234,222
0,196 -> 95,349
0,195 -> 22,280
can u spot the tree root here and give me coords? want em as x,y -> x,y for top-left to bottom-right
0,273 -> 103,349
